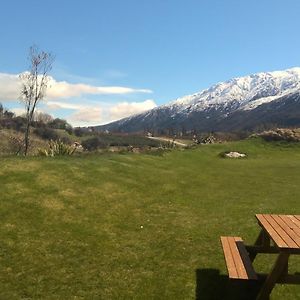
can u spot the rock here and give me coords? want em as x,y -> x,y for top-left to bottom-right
225,151 -> 246,158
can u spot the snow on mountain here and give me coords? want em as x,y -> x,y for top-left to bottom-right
164,67 -> 300,113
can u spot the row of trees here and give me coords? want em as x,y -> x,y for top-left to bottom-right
0,103 -> 76,146
0,107 -> 71,130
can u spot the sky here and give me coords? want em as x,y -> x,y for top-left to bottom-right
1,0 -> 300,126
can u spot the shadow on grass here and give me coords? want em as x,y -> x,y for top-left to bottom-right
195,269 -> 262,300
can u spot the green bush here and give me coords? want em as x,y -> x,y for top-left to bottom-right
38,140 -> 77,157
81,137 -> 107,151
33,127 -> 59,140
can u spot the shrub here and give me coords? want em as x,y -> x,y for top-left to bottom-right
48,118 -> 70,130
74,127 -> 85,137
255,128 -> 300,142
38,140 -> 77,157
0,116 -> 26,132
81,137 -> 107,151
8,135 -> 25,155
33,127 -> 59,140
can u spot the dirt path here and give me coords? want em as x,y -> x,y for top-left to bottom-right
147,136 -> 188,147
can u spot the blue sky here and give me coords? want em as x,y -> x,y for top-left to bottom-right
1,0 -> 300,126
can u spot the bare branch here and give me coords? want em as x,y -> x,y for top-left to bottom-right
19,45 -> 54,156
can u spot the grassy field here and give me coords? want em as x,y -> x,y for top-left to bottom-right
0,138 -> 299,299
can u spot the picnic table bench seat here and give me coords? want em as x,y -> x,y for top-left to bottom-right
220,215 -> 300,299
220,236 -> 258,280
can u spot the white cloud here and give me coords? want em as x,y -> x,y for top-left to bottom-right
67,99 -> 157,127
10,107 -> 53,118
0,72 -> 157,127
0,73 -> 20,100
47,78 -> 152,99
70,107 -> 103,125
0,72 -> 152,101
10,107 -> 25,116
9,99 -> 157,127
45,101 -> 85,110
109,100 -> 157,121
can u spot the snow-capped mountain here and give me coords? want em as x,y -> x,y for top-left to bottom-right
96,68 -> 300,133
167,67 -> 300,111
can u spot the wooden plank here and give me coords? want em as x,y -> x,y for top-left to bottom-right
246,245 -> 278,254
269,215 -> 299,248
221,236 -> 239,279
277,274 -> 300,284
221,236 -> 257,280
280,215 -> 300,230
256,214 -> 288,248
278,215 -> 300,246
290,215 -> 300,228
281,215 -> 300,238
228,237 -> 248,279
294,215 -> 300,223
234,237 -> 258,280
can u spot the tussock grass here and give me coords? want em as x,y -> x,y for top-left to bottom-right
0,138 -> 299,299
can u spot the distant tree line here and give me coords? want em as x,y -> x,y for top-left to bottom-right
0,103 -> 74,142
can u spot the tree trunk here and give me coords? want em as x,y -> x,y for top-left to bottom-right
24,119 -> 30,156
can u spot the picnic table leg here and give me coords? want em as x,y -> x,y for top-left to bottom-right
256,252 -> 290,300
249,229 -> 271,262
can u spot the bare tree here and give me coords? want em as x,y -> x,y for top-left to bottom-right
19,45 -> 54,155
33,111 -> 53,124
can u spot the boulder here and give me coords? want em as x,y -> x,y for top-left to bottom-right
225,151 -> 246,158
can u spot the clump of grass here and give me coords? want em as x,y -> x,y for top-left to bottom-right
38,140 -> 77,156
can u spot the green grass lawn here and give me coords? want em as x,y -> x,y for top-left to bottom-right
0,138 -> 299,299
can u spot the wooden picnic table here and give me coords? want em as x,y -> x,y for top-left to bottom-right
221,214 -> 300,300
250,214 -> 300,300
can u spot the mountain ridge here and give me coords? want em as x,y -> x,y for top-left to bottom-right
96,67 -> 300,133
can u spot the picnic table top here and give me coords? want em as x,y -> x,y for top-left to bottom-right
256,214 -> 300,252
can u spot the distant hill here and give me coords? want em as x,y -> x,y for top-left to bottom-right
95,68 -> 300,133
